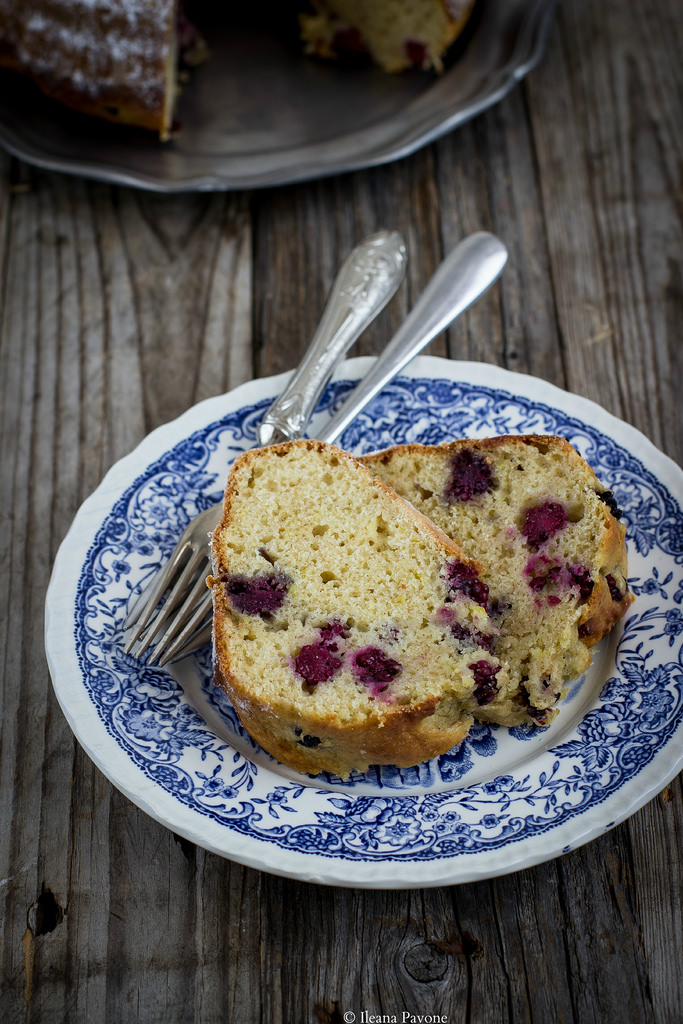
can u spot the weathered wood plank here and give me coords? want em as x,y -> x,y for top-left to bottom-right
251,148 -> 450,382
629,784 -> 683,1024
526,1 -> 683,465
0,164 -> 254,1022
0,163 -> 69,1024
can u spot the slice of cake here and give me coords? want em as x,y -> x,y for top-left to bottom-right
209,439 -> 508,778
300,0 -> 476,73
362,435 -> 633,727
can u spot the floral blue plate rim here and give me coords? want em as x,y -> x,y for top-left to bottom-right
44,357 -> 683,888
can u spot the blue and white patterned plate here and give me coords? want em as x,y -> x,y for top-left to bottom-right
45,357 -> 683,887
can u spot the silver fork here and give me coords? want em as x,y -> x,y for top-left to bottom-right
122,230 -> 407,664
125,230 -> 508,667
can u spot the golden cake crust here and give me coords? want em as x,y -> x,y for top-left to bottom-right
212,652 -> 472,779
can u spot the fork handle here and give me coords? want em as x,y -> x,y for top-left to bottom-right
317,232 -> 508,445
257,230 -> 406,447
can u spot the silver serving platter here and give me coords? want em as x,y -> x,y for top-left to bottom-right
0,0 -> 557,192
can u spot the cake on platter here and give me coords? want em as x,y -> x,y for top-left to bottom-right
0,1 -> 477,138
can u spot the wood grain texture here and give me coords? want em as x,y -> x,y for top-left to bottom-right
0,0 -> 681,1021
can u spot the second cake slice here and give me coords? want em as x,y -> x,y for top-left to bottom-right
363,434 -> 633,727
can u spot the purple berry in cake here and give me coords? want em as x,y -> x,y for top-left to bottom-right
521,501 -> 568,549
449,619 -> 496,653
227,572 -> 289,616
295,642 -> 342,685
294,728 -> 322,748
606,574 -> 624,602
352,646 -> 402,697
469,660 -> 501,705
318,620 -> 349,651
435,605 -> 455,628
598,490 -> 623,520
528,575 -> 548,593
525,556 -> 566,594
333,26 -> 368,53
521,685 -> 552,725
404,38 -> 428,65
569,565 -> 594,602
445,449 -> 494,503
445,560 -> 489,611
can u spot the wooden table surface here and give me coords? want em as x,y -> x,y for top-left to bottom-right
1,2 -> 681,1021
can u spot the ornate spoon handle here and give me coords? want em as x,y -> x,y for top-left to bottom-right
257,230 -> 407,447
318,232 -> 508,445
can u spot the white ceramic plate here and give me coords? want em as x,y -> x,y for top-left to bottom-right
45,357 -> 683,887
0,0 -> 557,191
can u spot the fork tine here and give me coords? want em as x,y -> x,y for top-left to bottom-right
155,590 -> 214,666
124,502 -> 221,627
127,546 -> 209,656
149,579 -> 213,666
123,504 -> 221,655
161,620 -> 213,666
123,537 -> 194,638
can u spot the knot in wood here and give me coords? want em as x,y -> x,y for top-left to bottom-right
27,886 -> 64,936
403,941 -> 449,982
